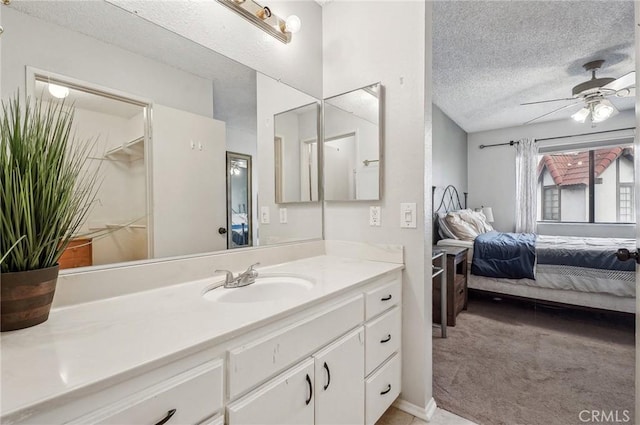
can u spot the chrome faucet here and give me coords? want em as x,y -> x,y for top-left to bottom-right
215,263 -> 260,288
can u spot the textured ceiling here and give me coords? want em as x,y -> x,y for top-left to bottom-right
433,1 -> 635,133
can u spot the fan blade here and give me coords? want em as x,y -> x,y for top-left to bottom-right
520,97 -> 575,106
603,71 -> 635,92
523,101 -> 583,125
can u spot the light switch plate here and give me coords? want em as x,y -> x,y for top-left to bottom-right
369,206 -> 381,226
279,208 -> 287,224
400,202 -> 417,228
260,206 -> 270,224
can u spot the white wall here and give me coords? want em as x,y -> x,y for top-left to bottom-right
323,1 -> 431,414
108,0 -> 323,99
432,104 -> 468,209
257,73 -> 323,245
467,109 -> 635,235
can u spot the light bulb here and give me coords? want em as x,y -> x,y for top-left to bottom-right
592,101 -> 615,123
571,107 -> 589,123
284,15 -> 301,33
48,83 -> 69,99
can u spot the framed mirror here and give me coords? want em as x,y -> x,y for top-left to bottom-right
323,83 -> 383,201
274,102 -> 321,203
226,152 -> 252,249
2,1 -> 323,272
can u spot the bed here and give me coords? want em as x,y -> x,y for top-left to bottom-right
432,185 -> 636,314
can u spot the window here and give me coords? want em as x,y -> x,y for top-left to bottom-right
618,184 -> 634,223
537,143 -> 634,223
542,186 -> 560,221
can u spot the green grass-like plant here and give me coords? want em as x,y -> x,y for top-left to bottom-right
0,94 -> 99,273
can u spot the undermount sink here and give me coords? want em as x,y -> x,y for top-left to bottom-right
202,273 -> 315,303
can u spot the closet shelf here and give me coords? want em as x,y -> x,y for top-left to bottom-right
104,137 -> 144,162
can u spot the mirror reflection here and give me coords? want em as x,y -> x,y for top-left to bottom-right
226,152 -> 252,249
33,74 -> 150,268
2,1 -> 323,271
274,103 -> 320,203
324,83 -> 382,201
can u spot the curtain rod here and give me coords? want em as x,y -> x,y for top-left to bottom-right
478,127 -> 636,149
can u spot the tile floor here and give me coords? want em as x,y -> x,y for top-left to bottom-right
376,406 -> 478,425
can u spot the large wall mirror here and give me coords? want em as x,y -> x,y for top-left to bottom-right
1,1 -> 323,271
324,83 -> 383,201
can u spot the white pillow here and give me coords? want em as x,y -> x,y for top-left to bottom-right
458,209 -> 494,234
437,212 -> 459,239
445,213 -> 480,241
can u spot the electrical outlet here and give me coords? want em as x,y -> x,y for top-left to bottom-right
260,206 -> 270,224
279,208 -> 287,224
400,202 -> 417,228
369,206 -> 381,226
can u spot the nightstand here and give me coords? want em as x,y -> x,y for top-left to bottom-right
432,246 -> 468,326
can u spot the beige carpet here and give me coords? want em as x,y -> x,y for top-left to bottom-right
432,293 -> 635,425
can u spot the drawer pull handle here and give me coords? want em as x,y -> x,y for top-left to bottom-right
323,361 -> 331,390
305,373 -> 313,405
380,334 -> 391,343
380,384 -> 392,395
155,409 -> 177,425
381,294 -> 393,301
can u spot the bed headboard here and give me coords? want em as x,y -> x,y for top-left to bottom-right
432,185 -> 467,243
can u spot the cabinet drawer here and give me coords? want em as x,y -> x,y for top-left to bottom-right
228,295 -> 364,399
227,358 -> 315,425
365,277 -> 401,320
365,353 -> 401,425
69,359 -> 223,425
365,306 -> 401,375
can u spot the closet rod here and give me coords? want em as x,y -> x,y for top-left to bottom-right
478,126 -> 636,149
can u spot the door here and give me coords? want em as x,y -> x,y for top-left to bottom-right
227,358 -> 314,425
152,105 -> 227,257
226,152 -> 252,249
313,328 -> 365,425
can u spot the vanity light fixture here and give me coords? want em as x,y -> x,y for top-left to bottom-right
217,0 -> 300,43
48,83 -> 70,99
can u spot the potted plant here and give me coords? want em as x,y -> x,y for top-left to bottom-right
0,94 -> 99,331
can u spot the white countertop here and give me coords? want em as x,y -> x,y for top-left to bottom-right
0,255 -> 402,420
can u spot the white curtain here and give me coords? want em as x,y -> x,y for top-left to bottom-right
515,138 -> 538,233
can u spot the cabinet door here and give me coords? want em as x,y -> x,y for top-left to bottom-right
228,358 -> 314,425
314,328 -> 365,425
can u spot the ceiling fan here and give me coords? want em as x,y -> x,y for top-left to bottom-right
522,59 -> 635,125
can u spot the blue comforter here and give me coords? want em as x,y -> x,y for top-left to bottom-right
471,231 -> 537,279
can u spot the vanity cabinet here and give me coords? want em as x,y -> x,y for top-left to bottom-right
3,267 -> 403,425
226,274 -> 401,425
66,358 -> 224,425
313,328 -> 365,425
227,359 -> 315,425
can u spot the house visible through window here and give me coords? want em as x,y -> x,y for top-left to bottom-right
619,184 -> 633,222
542,186 -> 560,221
537,143 -> 634,223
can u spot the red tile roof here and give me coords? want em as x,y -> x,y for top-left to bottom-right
537,148 -> 624,187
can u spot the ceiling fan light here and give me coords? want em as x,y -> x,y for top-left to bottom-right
571,107 -> 590,123
592,99 -> 617,123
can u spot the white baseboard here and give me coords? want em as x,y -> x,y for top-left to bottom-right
393,397 -> 437,421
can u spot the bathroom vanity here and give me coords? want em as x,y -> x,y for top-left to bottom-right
0,256 -> 403,425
